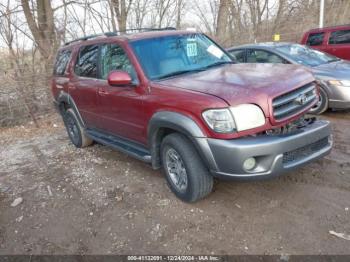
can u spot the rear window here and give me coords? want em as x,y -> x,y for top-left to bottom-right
53,50 -> 71,76
306,32 -> 325,46
74,45 -> 99,78
329,30 -> 350,45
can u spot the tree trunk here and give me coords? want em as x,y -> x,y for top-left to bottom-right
21,0 -> 57,61
216,0 -> 230,45
110,0 -> 131,31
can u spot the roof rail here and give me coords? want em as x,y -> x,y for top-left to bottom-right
309,23 -> 350,31
64,27 -> 177,46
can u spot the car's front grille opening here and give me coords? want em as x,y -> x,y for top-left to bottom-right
282,136 -> 330,165
273,82 -> 317,121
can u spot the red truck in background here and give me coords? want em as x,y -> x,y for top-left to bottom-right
301,24 -> 350,60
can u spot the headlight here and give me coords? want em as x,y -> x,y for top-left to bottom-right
230,104 -> 265,131
328,80 -> 350,87
202,104 -> 265,133
202,108 -> 235,133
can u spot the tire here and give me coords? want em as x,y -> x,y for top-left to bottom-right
160,133 -> 213,202
63,109 -> 93,148
309,87 -> 328,115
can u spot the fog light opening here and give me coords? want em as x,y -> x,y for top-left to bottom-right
243,157 -> 256,171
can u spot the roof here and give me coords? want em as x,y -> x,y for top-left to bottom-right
124,29 -> 194,41
62,29 -> 196,49
227,42 -> 294,51
307,24 -> 350,32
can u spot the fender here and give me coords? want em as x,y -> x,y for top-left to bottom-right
55,91 -> 85,127
148,111 -> 218,171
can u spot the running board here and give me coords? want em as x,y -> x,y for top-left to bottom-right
86,129 -> 152,163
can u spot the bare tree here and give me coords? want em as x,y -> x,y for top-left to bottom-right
129,0 -> 148,28
0,0 -> 39,127
175,0 -> 185,28
192,0 -> 219,35
21,0 -> 57,62
109,0 -> 133,31
216,0 -> 231,45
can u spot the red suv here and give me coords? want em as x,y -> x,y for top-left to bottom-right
52,29 -> 332,202
301,24 -> 350,60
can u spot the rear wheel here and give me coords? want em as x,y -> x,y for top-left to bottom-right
309,87 -> 328,115
63,109 -> 93,148
161,133 -> 213,202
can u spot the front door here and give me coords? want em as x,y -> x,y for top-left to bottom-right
97,43 -> 146,144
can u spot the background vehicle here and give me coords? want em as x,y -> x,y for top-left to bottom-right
52,29 -> 332,202
227,43 -> 350,114
301,24 -> 350,60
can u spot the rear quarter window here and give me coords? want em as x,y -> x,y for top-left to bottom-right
329,30 -> 350,44
53,50 -> 71,76
306,32 -> 325,46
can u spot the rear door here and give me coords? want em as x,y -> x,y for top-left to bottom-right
96,42 -> 146,143
228,49 -> 246,63
328,29 -> 350,60
69,44 -> 101,129
246,49 -> 286,64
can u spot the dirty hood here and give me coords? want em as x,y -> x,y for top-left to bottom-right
158,63 -> 315,114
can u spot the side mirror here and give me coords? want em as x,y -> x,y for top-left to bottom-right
107,70 -> 132,86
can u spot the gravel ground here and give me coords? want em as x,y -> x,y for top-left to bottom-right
0,111 -> 349,255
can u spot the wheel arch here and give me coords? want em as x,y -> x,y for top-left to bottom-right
148,111 -> 217,171
56,91 -> 85,127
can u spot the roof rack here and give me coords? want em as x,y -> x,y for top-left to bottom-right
64,27 -> 176,46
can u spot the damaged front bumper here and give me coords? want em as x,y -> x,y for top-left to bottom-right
196,119 -> 332,180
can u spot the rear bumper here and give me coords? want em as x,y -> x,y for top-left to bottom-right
196,120 -> 332,180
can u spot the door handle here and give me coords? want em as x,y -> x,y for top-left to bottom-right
98,89 -> 109,96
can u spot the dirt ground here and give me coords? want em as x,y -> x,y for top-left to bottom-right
0,111 -> 349,255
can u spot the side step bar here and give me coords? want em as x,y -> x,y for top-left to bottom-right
86,129 -> 152,163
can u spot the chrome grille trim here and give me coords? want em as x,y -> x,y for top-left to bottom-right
273,82 -> 317,121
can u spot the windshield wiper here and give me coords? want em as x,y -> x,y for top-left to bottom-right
327,58 -> 340,63
155,69 -> 205,80
203,61 -> 235,70
154,61 -> 235,80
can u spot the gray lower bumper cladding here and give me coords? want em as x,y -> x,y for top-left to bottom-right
197,120 -> 332,180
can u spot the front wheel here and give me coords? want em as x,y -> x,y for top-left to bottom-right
309,87 -> 328,115
161,133 -> 213,202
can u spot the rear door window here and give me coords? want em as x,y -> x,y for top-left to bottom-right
246,49 -> 284,63
74,45 -> 99,78
329,30 -> 350,44
54,50 -> 71,76
306,32 -> 325,46
229,49 -> 246,62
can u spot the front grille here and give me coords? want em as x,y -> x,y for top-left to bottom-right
272,82 -> 317,121
282,137 -> 330,165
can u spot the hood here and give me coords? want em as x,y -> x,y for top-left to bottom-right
312,60 -> 350,80
157,63 -> 314,115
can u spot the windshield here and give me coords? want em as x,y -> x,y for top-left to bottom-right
276,44 -> 340,67
130,33 -> 233,80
